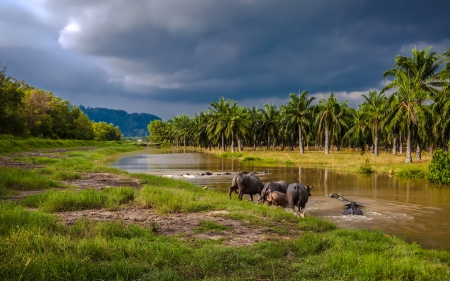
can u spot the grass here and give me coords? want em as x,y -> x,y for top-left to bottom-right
0,140 -> 449,280
204,147 -> 433,178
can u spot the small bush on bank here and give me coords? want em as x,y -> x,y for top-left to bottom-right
218,152 -> 243,158
242,156 -> 262,163
358,159 -> 373,173
396,168 -> 427,179
427,149 -> 450,185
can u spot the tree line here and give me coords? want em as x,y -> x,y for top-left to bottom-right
79,106 -> 160,138
0,61 -> 121,141
148,47 -> 450,164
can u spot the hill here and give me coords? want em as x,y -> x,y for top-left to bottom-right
79,105 -> 161,138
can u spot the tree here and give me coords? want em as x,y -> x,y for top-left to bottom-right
209,97 -> 232,151
314,93 -> 342,154
260,104 -> 279,150
93,122 -> 122,141
0,62 -> 25,135
225,103 -> 250,152
382,47 -> 441,162
360,91 -> 388,156
281,91 -> 315,154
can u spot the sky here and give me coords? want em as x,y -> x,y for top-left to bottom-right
1,0 -> 449,121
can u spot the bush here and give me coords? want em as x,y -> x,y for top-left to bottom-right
396,168 -> 427,179
358,159 -> 373,173
427,149 -> 450,185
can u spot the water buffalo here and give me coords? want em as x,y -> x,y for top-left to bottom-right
266,191 -> 289,207
229,173 -> 264,201
286,183 -> 313,217
343,201 -> 364,216
258,181 -> 288,204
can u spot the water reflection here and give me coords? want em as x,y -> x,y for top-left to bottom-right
106,147 -> 450,250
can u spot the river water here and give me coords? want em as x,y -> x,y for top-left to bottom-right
106,148 -> 450,250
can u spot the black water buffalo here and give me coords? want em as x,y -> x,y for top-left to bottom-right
258,181 -> 288,204
229,173 -> 264,201
286,183 -> 313,217
343,201 -> 364,216
266,191 -> 289,207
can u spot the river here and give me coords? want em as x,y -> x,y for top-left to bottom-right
106,147 -> 450,250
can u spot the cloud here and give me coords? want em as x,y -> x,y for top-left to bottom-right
1,0 -> 449,120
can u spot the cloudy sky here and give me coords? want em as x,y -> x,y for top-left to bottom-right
1,0 -> 449,120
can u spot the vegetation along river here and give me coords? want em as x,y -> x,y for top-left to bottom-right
106,147 -> 450,250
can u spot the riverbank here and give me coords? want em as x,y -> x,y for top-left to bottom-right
200,146 -> 432,177
1,141 -> 449,280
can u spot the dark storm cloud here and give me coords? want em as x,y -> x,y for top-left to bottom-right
1,0 -> 449,120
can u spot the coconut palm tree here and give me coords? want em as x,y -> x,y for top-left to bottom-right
314,93 -> 342,154
360,91 -> 388,156
226,103 -> 250,152
280,91 -> 316,154
209,97 -> 232,151
383,70 -> 428,163
343,107 -> 371,152
247,106 -> 263,150
260,103 -> 279,150
383,47 -> 445,162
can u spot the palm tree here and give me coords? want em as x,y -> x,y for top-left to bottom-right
383,70 -> 428,163
260,103 -> 279,150
209,97 -> 232,151
247,106 -> 262,150
314,93 -> 342,154
383,47 -> 443,162
360,91 -> 388,156
343,107 -> 370,152
280,91 -> 315,154
226,103 -> 250,152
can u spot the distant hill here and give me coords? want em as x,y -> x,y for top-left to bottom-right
79,105 -> 161,138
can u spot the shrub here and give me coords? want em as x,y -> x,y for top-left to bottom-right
358,159 -> 373,173
427,149 -> 450,185
242,156 -> 262,163
396,168 -> 427,179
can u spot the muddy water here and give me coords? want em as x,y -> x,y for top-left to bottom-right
106,148 -> 450,250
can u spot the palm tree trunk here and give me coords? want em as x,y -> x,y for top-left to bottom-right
231,130 -> 235,152
325,126 -> 330,155
299,124 -> 304,154
415,143 -> 421,160
221,132 -> 225,152
392,137 -> 397,155
253,134 -> 256,150
405,129 -> 412,163
374,124 -> 379,156
267,131 -> 270,150
399,131 -> 403,155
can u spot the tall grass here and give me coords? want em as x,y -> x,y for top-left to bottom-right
19,187 -> 136,212
0,167 -> 61,192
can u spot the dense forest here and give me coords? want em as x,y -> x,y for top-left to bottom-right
0,62 -> 121,141
79,106 -> 160,138
149,47 -> 450,165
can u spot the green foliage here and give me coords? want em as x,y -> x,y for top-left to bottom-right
218,152 -> 243,158
92,121 -> 122,141
242,156 -> 262,163
358,158 -> 373,173
427,149 -> 450,185
396,168 -> 427,179
297,215 -> 337,232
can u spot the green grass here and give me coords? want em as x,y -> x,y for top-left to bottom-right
0,167 -> 61,192
19,187 -> 136,212
194,220 -> 231,233
1,140 -> 450,280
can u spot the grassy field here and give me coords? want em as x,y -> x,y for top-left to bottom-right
203,146 -> 432,178
0,140 -> 449,280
